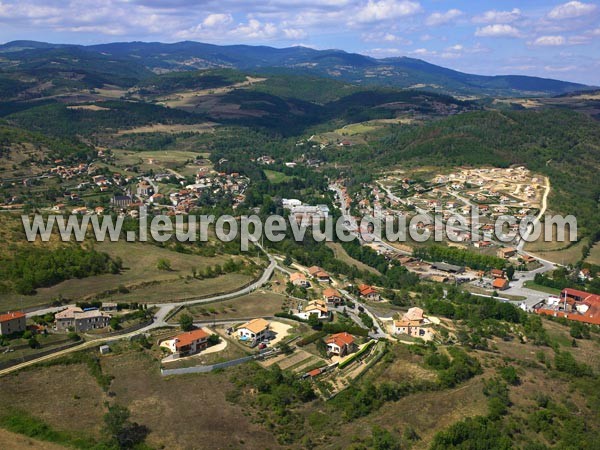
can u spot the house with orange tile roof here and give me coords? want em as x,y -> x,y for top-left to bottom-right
325,332 -> 356,357
323,287 -> 343,306
490,268 -> 505,279
237,318 -> 270,345
492,278 -> 509,291
359,284 -> 380,301
289,272 -> 310,288
393,307 -> 434,340
160,329 -> 209,357
308,266 -> 330,282
0,311 -> 26,336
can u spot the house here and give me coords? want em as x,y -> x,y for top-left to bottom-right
474,240 -> 492,248
290,272 -> 310,288
325,332 -> 356,357
237,318 -> 270,345
490,269 -> 505,279
295,300 -> 330,320
497,247 -> 517,259
161,329 -> 209,357
579,268 -> 592,281
308,266 -> 331,282
359,284 -> 380,301
136,181 -> 154,197
0,311 -> 26,336
55,307 -> 111,332
101,302 -> 118,312
492,278 -> 509,291
323,287 -> 343,306
393,307 -> 434,340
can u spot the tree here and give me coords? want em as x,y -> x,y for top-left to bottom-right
505,265 -> 515,281
156,258 -> 171,271
179,313 -> 194,331
207,334 -> 220,345
103,404 -> 149,449
283,254 -> 292,266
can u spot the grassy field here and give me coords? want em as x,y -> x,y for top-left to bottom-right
327,242 -> 381,275
522,281 -> 561,295
0,428 -> 68,450
585,242 -> 600,265
170,290 -> 289,322
263,169 -> 293,184
525,234 -> 588,265
1,241 -> 251,310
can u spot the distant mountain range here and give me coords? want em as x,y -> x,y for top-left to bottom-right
0,40 -> 595,97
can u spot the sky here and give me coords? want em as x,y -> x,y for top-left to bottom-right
0,0 -> 598,84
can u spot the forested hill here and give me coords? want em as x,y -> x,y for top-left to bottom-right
369,109 -> 600,237
0,40 -> 593,98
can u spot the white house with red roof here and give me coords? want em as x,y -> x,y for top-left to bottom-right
161,329 -> 209,357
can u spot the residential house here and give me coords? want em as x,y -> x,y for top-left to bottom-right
161,329 -> 209,357
0,311 -> 26,336
323,287 -> 343,306
55,307 -> 111,332
497,247 -> 517,259
237,318 -> 270,345
492,278 -> 509,291
359,284 -> 380,301
490,269 -> 505,279
393,307 -> 434,340
295,300 -> 330,320
111,195 -> 132,208
308,266 -> 331,283
290,272 -> 310,288
325,332 -> 356,357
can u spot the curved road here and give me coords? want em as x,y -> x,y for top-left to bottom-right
0,253 -> 276,377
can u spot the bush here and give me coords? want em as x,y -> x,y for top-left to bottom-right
178,313 -> 194,332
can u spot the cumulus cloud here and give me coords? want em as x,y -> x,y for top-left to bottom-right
354,0 -> 422,23
425,9 -> 462,26
475,24 -> 522,38
202,13 -> 233,28
362,31 -> 412,45
532,35 -> 566,46
472,8 -> 521,24
548,1 -> 597,20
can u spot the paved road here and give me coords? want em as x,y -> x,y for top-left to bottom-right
1,251 -> 277,377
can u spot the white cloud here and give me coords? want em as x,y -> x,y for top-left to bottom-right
548,1 -> 597,20
447,44 -> 463,51
355,0 -> 422,23
544,64 -> 577,72
472,8 -> 521,24
202,13 -> 233,28
425,9 -> 462,26
475,24 -> 522,38
409,47 -> 436,56
229,19 -> 278,39
532,35 -> 566,46
282,28 -> 307,39
362,31 -> 412,45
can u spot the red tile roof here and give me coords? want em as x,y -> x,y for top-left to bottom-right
326,332 -> 354,347
0,311 -> 25,323
175,329 -> 209,349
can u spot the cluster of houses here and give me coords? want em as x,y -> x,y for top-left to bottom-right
535,288 -> 600,326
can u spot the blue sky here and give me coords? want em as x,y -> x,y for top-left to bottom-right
0,0 -> 598,84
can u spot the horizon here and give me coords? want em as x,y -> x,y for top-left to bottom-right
0,1 -> 598,85
0,38 -> 595,87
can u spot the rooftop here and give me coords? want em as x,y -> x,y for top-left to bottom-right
0,311 -> 25,323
